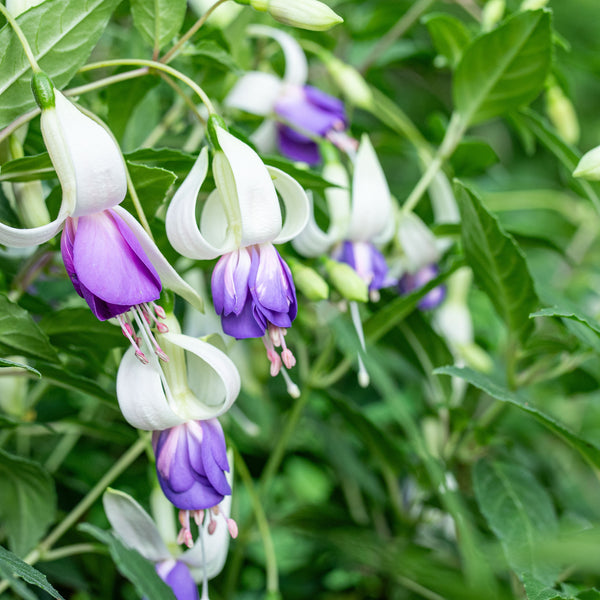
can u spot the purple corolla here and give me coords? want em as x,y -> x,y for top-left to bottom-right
332,240 -> 391,294
399,264 -> 446,310
155,560 -> 199,600
225,25 -> 357,164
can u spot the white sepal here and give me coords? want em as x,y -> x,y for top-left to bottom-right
103,489 -> 171,563
429,172 -> 460,224
225,71 -> 283,116
323,161 -> 351,242
113,206 -> 205,313
247,25 -> 308,86
52,93 -> 127,217
291,192 -> 335,257
574,144 -> 600,181
397,212 -> 440,272
216,126 -> 282,246
347,135 -> 392,243
251,119 -> 279,154
0,214 -> 67,248
268,166 -> 310,243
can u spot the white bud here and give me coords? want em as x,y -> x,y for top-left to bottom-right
326,56 -> 373,109
546,85 -> 580,145
574,145 -> 600,181
240,0 -> 343,31
481,0 -> 505,31
520,0 -> 549,10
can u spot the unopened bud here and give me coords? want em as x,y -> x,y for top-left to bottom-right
481,0 -> 505,31
237,0 -> 343,31
574,145 -> 600,181
31,72 -> 55,111
326,56 -> 373,110
288,259 -> 329,301
546,85 -> 579,145
520,0 -> 549,10
324,258 -> 368,302
206,114 -> 227,150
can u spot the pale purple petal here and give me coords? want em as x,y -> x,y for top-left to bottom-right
277,127 -> 321,165
399,264 -> 446,310
156,561 -> 199,600
221,299 -> 266,339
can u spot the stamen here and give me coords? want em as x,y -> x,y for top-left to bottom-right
263,335 -> 282,376
132,306 -> 169,362
281,367 -> 300,398
142,302 -> 169,333
177,510 -> 194,548
192,509 -> 205,526
350,301 -> 370,388
227,518 -> 239,538
117,314 -> 148,363
326,130 -> 359,157
278,332 -> 296,369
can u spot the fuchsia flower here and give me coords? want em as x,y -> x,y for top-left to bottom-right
165,126 -> 309,376
0,79 -> 202,363
399,264 -> 446,310
225,25 -> 355,164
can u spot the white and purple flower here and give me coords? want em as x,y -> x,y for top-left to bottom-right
398,263 -> 446,310
225,25 -> 354,165
165,125 -> 309,375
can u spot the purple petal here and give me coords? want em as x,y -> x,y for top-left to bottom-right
277,127 -> 321,165
199,423 -> 231,496
73,210 -> 161,306
250,244 -> 293,314
157,561 -> 199,600
204,419 -> 230,472
304,85 -> 346,122
212,248 -> 251,316
399,264 -> 446,310
221,298 -> 266,339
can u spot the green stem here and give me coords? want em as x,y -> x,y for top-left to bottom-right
0,3 -> 41,72
359,0 -> 437,73
0,434 -> 149,594
80,59 -> 216,115
233,447 -> 279,595
41,543 -> 105,562
125,166 -> 154,238
160,0 -> 231,64
68,67 -> 149,97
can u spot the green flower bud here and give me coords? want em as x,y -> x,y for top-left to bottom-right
574,145 -> 600,181
31,72 -> 55,110
546,85 -> 580,145
520,0 -> 549,10
206,114 -> 228,150
324,258 -> 368,302
237,0 -> 343,32
481,0 -> 505,31
288,259 -> 329,301
326,55 -> 373,110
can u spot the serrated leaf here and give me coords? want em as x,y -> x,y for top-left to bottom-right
130,0 -> 187,52
0,295 -> 58,364
0,449 -> 56,557
422,12 -> 471,68
456,182 -> 538,342
0,545 -> 64,600
473,458 -> 560,585
80,524 -> 176,600
435,366 -> 600,470
454,10 -> 552,126
0,0 -> 124,129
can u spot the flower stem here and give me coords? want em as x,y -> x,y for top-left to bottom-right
160,0 -> 231,64
233,447 -> 279,595
80,59 -> 216,115
0,434 -> 149,595
0,3 -> 41,72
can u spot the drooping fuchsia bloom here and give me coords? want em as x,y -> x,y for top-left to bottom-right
117,314 -> 241,545
225,25 -> 356,165
0,74 -> 202,363
165,123 -> 309,377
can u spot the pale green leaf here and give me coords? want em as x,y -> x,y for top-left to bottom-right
456,181 -> 538,342
0,357 -> 40,376
0,449 -> 56,557
130,0 -> 187,52
422,12 -> 471,68
453,10 -> 552,126
0,0 -> 123,129
0,545 -> 64,600
80,524 -> 176,600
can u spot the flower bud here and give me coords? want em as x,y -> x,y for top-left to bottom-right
520,0 -> 549,10
236,0 -> 343,31
324,257 -> 368,302
574,145 -> 600,181
481,0 -> 505,31
288,258 -> 329,301
546,84 -> 580,145
325,56 -> 373,110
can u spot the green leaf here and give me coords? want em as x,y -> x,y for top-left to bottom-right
422,12 -> 471,68
522,575 -> 571,600
262,156 -> 339,192
0,357 -> 40,376
0,295 -> 58,364
124,162 -> 177,219
450,139 -> 498,176
473,458 -> 560,585
130,0 -> 187,52
0,0 -> 124,129
435,366 -> 600,470
456,182 -> 538,342
125,148 -> 196,179
80,524 -> 176,600
36,364 -> 115,403
0,449 -> 56,557
453,10 -> 552,126
0,545 -> 64,600
189,40 -> 242,73
0,153 -> 54,183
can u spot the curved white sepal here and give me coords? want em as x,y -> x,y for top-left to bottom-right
268,167 -> 310,244
53,93 -> 127,217
103,489 -> 171,563
0,213 -> 65,247
225,71 -> 283,116
251,118 -> 279,154
247,25 -> 308,86
347,135 -> 392,242
113,206 -> 205,313
216,127 -> 282,246
183,469 -> 233,581
291,191 -> 335,257
323,161 -> 351,242
397,212 -> 440,272
166,148 -> 230,261
429,172 -> 460,224
165,332 -> 240,421
117,346 -> 185,431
